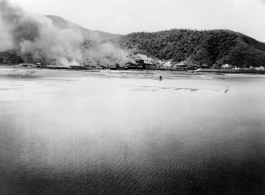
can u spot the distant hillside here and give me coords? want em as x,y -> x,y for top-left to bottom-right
2,14 -> 265,68
115,29 -> 265,67
46,15 -> 121,41
0,15 -> 121,64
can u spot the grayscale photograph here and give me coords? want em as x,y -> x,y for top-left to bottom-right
0,0 -> 265,194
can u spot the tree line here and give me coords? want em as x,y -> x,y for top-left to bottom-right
115,29 -> 265,67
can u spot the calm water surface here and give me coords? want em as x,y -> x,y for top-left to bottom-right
0,76 -> 265,194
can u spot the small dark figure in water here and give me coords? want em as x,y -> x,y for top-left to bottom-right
159,76 -> 162,81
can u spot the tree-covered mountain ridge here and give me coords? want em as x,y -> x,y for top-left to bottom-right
115,29 -> 265,68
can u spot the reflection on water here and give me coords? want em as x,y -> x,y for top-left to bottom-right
0,76 -> 265,194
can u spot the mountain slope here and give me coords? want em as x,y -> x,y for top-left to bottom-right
115,29 -> 265,67
46,15 -> 121,41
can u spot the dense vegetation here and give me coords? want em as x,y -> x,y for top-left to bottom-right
115,29 -> 265,67
0,50 -> 23,64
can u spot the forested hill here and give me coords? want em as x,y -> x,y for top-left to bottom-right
115,29 -> 265,67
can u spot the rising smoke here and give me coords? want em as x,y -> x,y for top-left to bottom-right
0,0 -> 134,66
83,42 -> 135,67
0,0 -> 84,66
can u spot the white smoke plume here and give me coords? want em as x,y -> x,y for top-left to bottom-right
0,0 -> 134,67
83,42 -> 135,67
0,0 -> 84,66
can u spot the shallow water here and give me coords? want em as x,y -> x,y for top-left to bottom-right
0,76 -> 265,194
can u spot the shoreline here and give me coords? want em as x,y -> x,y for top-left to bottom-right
1,66 -> 265,80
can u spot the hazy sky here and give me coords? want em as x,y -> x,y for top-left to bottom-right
8,0 -> 265,42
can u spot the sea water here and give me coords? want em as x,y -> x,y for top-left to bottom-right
0,75 -> 265,194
